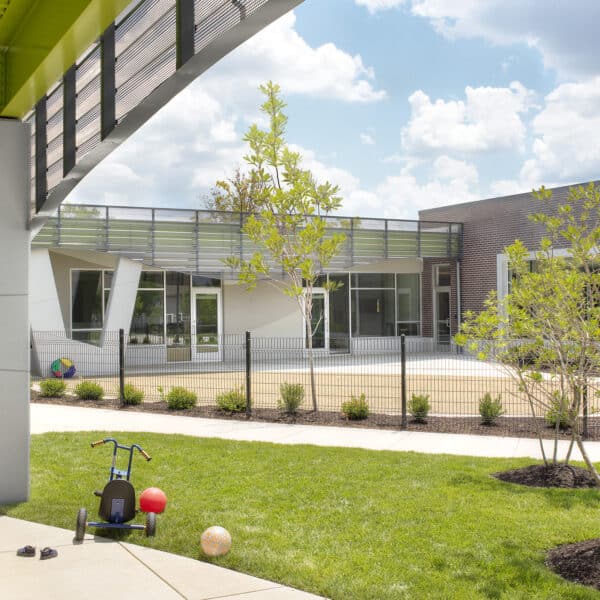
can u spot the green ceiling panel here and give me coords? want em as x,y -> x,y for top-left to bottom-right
0,0 -> 132,118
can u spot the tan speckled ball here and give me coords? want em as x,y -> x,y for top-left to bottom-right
200,526 -> 232,557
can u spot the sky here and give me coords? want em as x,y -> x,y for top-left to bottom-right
67,0 -> 600,219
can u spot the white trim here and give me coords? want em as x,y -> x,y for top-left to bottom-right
302,288 -> 330,350
190,287 -> 222,362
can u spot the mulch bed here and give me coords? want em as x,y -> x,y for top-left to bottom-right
493,464 -> 599,488
30,393 -> 600,440
547,539 -> 600,590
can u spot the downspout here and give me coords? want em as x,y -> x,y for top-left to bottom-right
456,260 -> 461,329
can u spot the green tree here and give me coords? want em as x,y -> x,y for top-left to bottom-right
224,82 -> 346,411
202,167 -> 263,219
456,183 -> 600,482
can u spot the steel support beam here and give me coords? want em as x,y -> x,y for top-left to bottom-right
100,23 -> 116,140
62,65 -> 77,176
34,97 -> 47,214
177,0 -> 195,69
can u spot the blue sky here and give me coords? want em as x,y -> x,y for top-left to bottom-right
68,0 -> 600,219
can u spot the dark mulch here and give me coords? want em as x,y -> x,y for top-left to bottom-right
31,393 -> 600,440
493,464 -> 599,488
547,538 -> 600,590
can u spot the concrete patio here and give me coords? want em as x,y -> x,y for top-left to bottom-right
0,516 -> 323,600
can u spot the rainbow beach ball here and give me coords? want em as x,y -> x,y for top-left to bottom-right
200,526 -> 232,557
51,357 -> 76,378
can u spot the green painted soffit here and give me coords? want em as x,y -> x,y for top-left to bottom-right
0,0 -> 132,119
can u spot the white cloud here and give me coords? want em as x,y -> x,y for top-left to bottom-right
401,82 -> 535,154
409,0 -> 600,80
517,77 -> 600,186
355,0 -> 407,14
360,132 -> 375,145
374,156 -> 480,218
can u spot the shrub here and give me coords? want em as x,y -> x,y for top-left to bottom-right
342,393 -> 369,420
122,384 -> 144,406
166,386 -> 197,410
216,387 -> 246,413
409,394 -> 430,423
479,393 -> 504,425
39,378 -> 66,398
279,383 -> 305,414
74,381 -> 104,401
545,395 -> 570,430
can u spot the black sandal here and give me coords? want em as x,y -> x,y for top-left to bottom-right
16,545 -> 35,557
40,547 -> 58,560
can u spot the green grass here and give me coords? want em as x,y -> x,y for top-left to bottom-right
4,432 -> 600,599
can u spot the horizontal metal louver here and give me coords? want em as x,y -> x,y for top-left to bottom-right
33,205 -> 464,272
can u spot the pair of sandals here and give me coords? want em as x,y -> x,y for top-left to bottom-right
16,545 -> 58,560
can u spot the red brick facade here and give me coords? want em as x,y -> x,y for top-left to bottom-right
419,183 -> 582,320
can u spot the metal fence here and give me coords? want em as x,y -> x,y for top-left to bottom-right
31,331 -> 600,439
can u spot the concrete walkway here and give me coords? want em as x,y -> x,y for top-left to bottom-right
0,516 -> 322,600
31,402 -> 600,461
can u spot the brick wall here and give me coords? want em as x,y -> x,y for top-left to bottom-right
419,182 -> 594,318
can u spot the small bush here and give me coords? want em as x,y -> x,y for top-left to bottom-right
545,395 -> 570,430
166,386 -> 197,410
74,381 -> 104,401
409,394 -> 430,423
122,384 -> 144,406
216,387 -> 246,413
39,378 -> 66,398
342,394 -> 369,420
279,383 -> 305,414
479,393 -> 504,425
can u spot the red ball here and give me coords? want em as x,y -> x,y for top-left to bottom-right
140,487 -> 167,514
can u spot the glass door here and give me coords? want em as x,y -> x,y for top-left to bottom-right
306,290 -> 329,350
191,289 -> 221,361
435,290 -> 451,344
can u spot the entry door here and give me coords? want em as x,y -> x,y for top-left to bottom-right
435,290 -> 451,344
306,290 -> 329,350
191,289 -> 221,361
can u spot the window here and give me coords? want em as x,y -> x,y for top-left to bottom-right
436,264 -> 451,287
130,271 -> 165,344
351,275 -> 396,337
165,272 -> 191,346
71,269 -> 112,344
397,274 -> 421,336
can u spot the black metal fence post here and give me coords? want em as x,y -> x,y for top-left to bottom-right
245,331 -> 252,416
401,334 -> 407,429
119,329 -> 125,406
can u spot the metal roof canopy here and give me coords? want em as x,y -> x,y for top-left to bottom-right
0,0 -> 304,236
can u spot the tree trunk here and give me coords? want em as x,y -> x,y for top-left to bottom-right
575,436 -> 600,485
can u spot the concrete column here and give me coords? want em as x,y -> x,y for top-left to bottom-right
0,119 -> 30,503
101,256 -> 141,345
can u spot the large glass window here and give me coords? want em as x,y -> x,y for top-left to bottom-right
130,271 -> 165,344
397,274 -> 421,336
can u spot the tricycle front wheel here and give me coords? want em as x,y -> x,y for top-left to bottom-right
145,511 -> 156,537
75,508 -> 87,542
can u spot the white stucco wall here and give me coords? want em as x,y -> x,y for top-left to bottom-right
0,119 -> 30,503
223,280 -> 302,338
30,249 -> 65,332
102,256 -> 141,343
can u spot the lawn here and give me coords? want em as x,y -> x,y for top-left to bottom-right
3,432 -> 600,599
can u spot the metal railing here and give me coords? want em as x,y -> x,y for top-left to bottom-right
32,204 -> 463,273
